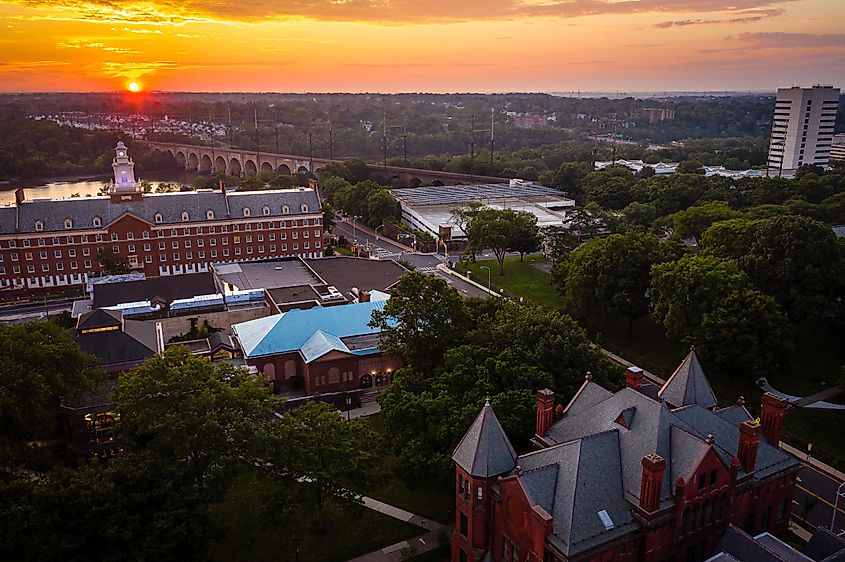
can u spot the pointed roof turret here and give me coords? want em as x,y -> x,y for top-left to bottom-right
452,401 -> 517,478
658,347 -> 717,409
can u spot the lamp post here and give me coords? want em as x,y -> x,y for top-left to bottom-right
351,215 -> 361,242
375,224 -> 385,241
346,395 -> 352,421
293,536 -> 300,562
832,481 -> 845,532
480,265 -> 491,291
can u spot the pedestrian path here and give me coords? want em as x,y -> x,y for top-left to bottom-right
346,495 -> 449,562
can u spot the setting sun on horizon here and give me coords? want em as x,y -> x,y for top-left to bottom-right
127,82 -> 141,93
0,0 -> 843,92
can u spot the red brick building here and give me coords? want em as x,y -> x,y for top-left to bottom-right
0,142 -> 323,296
451,350 -> 799,562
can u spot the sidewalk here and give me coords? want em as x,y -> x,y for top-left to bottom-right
781,441 -> 845,482
347,495 -> 449,562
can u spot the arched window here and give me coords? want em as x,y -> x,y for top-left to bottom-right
301,203 -> 308,213
181,211 -> 189,222
262,206 -> 270,216
206,210 -> 214,220
282,205 -> 289,215
35,220 -> 44,231
243,207 -> 251,217
154,213 -> 163,224
92,216 -> 102,227
64,218 -> 73,229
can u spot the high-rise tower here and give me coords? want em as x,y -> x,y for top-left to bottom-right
110,141 -> 142,202
767,86 -> 839,176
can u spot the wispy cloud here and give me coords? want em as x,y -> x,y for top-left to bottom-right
654,8 -> 783,28
733,31 -> 845,48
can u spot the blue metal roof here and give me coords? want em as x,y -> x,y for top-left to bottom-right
234,297 -> 391,361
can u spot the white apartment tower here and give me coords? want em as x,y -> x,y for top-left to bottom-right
767,86 -> 839,176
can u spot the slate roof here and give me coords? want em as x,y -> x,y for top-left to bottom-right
707,525 -> 820,562
804,526 -> 845,561
75,311 -> 159,368
233,294 -> 391,363
658,348 -> 718,409
3,187 -> 319,235
92,272 -> 218,308
452,401 -> 517,478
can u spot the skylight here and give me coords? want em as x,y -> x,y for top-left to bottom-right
597,509 -> 614,530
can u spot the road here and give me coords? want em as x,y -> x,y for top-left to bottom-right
792,464 -> 845,535
0,296 -> 76,323
332,219 -> 489,299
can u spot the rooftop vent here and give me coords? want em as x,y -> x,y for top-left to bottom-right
597,510 -> 614,530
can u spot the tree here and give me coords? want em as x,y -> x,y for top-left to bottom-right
269,402 -> 381,530
585,176 -> 634,209
450,201 -> 483,261
622,201 -> 658,229
671,201 -> 740,245
676,160 -> 705,175
365,189 -> 398,228
556,230 -> 674,335
541,225 -> 579,263
509,211 -> 541,261
700,218 -> 760,261
742,215 -> 845,320
321,200 -> 336,232
466,208 -> 538,274
370,272 -> 471,374
0,322 -> 99,468
113,347 -> 279,491
96,247 -> 129,275
548,161 -> 591,200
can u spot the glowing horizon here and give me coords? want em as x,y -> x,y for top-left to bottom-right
0,0 -> 843,93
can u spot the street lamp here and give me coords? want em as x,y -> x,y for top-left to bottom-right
832,481 -> 845,532
346,395 -> 352,421
480,265 -> 491,291
351,215 -> 361,242
375,224 -> 385,241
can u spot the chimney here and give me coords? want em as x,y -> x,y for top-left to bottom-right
14,188 -> 25,206
626,366 -> 644,391
760,393 -> 788,444
359,290 -> 371,303
737,420 -> 761,473
535,389 -> 555,439
639,453 -> 666,513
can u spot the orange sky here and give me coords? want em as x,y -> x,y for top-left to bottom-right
0,0 -> 843,92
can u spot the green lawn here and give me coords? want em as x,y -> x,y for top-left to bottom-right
459,257 -> 845,467
210,471 -> 423,562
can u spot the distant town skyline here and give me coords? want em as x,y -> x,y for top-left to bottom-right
0,0 -> 843,93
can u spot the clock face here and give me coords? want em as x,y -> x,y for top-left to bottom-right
118,151 -> 125,157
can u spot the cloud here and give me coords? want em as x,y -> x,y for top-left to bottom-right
9,0 -> 800,25
0,60 -> 71,73
654,8 -> 782,28
733,32 -> 845,48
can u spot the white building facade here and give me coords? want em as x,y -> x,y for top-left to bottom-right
767,86 -> 839,175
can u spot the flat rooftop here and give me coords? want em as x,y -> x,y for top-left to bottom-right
390,182 -> 572,208
305,257 -> 407,300
92,272 -> 218,308
213,259 -> 322,292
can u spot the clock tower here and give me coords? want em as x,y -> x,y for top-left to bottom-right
110,141 -> 142,202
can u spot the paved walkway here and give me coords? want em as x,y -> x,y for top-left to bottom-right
347,495 -> 449,562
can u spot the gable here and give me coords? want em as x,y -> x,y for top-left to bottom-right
106,212 -> 153,230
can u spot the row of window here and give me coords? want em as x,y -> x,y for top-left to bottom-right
29,214 -> 322,236
36,204 -> 313,231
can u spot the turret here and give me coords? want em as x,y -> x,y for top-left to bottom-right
109,141 -> 141,202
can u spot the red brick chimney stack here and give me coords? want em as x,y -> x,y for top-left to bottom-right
14,188 -> 25,206
626,366 -> 644,391
737,420 -> 761,473
640,453 -> 666,513
359,290 -> 371,303
535,389 -> 555,439
760,393 -> 788,444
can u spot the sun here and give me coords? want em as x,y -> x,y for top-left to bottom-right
127,81 -> 141,93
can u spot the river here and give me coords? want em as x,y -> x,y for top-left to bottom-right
0,170 -> 198,205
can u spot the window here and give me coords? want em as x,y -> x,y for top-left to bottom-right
41,263 -> 49,272
173,253 -> 180,261
64,218 -> 73,229
69,249 -> 76,257
159,242 -> 166,250
145,256 -> 152,263
459,512 -> 468,537
211,249 -> 218,258
209,226 -> 216,234
35,220 -> 43,231
197,239 -> 203,247
186,252 -> 192,260
697,474 -> 706,490
111,233 -> 118,241
245,235 -> 252,243
293,243 -> 299,251
761,506 -> 771,530
304,230 -> 309,238
314,229 -> 321,238
54,250 -> 61,258
128,245 -> 135,253
159,254 -> 166,262
93,216 -> 102,227
84,260 -> 92,268
223,249 -> 230,257
172,241 -> 179,249
207,210 -> 215,220
21,240 -> 28,247
282,205 -> 289,214
242,207 -> 251,217
71,261 -> 77,269
184,227 -> 190,236
127,231 -> 134,240
281,244 -> 287,251
245,223 -> 251,231
143,244 -> 150,252
292,231 -> 298,239
51,237 -> 59,245
198,251 -> 205,259
181,211 -> 189,222
210,239 -> 216,246
257,234 -> 264,242
234,247 -> 241,255
246,247 -> 253,254
55,263 -> 63,271
38,238 -> 45,246
39,251 -> 47,259
270,244 -> 276,252
112,246 -> 119,254
27,265 -> 35,273
262,206 -> 270,216
195,227 -> 202,235
315,240 -> 321,248
301,203 -> 308,213
304,242 -> 310,250
95,234 -> 103,242
710,469 -> 717,486
83,248 -> 90,256
185,240 -> 191,248
258,246 -> 264,253
776,499 -> 787,523
143,231 -> 149,239
233,236 -> 240,244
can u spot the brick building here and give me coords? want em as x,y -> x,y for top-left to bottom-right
0,142 -> 323,296
451,350 -> 799,562
232,291 -> 402,395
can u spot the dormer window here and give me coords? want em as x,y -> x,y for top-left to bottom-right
262,206 -> 270,216
92,216 -> 102,228
35,220 -> 44,232
64,219 -> 73,229
243,207 -> 251,217
282,205 -> 289,214
206,210 -> 214,220
154,213 -> 163,224
181,211 -> 189,222
301,204 -> 308,213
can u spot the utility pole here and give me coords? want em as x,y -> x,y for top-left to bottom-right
382,113 -> 388,173
254,106 -> 260,173
308,129 -> 313,172
402,110 -> 408,167
490,108 -> 495,177
274,107 -> 280,155
470,113 -> 476,183
328,117 -> 334,161
227,105 -> 233,147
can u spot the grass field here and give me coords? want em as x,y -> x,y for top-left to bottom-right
458,256 -> 845,467
210,471 -> 423,562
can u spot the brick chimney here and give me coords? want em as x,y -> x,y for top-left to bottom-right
359,290 -> 371,303
639,453 -> 666,513
737,420 -> 761,473
760,393 -> 788,444
535,389 -> 555,439
14,188 -> 25,206
626,366 -> 644,391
